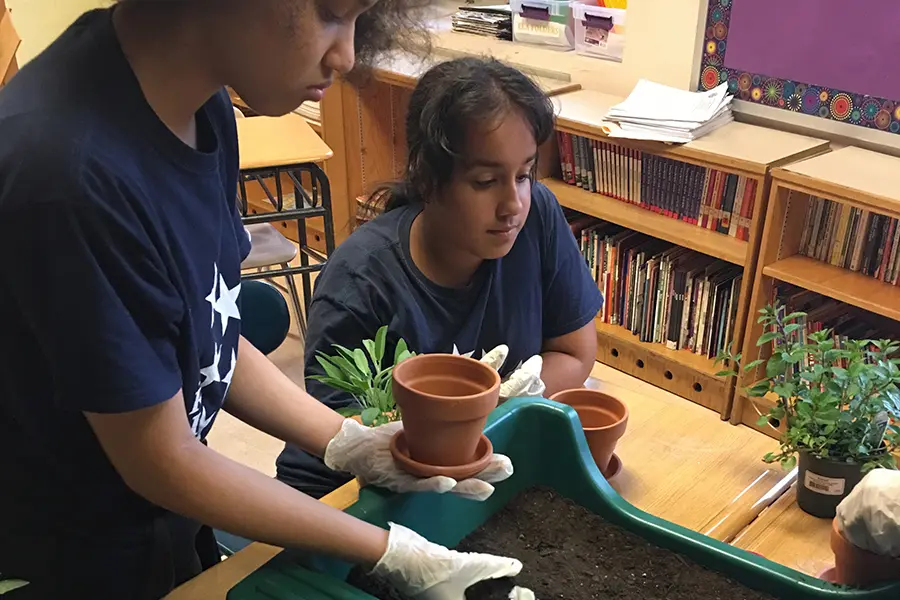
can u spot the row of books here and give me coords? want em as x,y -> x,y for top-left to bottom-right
567,212 -> 742,359
798,195 -> 900,285
556,131 -> 757,240
770,284 -> 900,373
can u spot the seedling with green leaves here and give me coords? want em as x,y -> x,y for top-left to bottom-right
310,325 -> 415,427
716,302 -> 900,472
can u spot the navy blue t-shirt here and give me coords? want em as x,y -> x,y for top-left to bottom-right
0,7 -> 250,567
276,182 -> 603,496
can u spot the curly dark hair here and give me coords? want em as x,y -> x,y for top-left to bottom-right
352,0 -> 432,79
367,57 -> 556,214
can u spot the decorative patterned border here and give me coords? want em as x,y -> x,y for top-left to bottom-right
698,0 -> 900,134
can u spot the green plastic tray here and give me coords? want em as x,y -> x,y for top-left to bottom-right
227,398 -> 900,599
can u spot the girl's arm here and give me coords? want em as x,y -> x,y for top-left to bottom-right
84,392 -> 389,566
223,336 -> 348,457
541,320 -> 598,396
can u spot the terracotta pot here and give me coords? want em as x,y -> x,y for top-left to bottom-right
829,517 -> 900,587
550,388 -> 628,477
392,353 -> 500,467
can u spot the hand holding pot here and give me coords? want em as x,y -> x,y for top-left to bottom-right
372,522 -> 522,599
324,419 -> 513,501
478,345 -> 546,400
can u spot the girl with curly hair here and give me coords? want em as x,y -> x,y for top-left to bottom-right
0,1 -> 519,598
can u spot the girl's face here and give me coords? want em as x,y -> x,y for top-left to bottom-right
211,0 -> 378,116
431,110 -> 537,261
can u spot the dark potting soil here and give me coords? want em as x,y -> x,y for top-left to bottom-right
347,487 -> 776,600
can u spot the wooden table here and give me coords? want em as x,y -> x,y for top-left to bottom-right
236,113 -> 333,170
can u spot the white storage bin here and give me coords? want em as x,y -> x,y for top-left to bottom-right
572,3 -> 626,62
510,0 -> 574,50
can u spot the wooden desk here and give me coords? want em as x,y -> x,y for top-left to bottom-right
237,113 -> 333,170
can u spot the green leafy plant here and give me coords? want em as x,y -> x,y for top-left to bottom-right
310,325 -> 415,427
716,302 -> 900,472
0,578 -> 29,595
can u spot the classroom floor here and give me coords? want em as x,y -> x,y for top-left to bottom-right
213,265 -> 834,581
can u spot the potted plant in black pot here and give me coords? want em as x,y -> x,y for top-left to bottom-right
717,303 -> 900,518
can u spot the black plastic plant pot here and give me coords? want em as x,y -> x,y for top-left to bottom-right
797,450 -> 864,519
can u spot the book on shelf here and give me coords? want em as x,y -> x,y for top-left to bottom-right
567,215 -> 742,360
797,194 -> 900,285
556,131 -> 756,240
767,284 -> 900,375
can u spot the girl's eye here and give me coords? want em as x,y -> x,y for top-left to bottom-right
516,174 -> 531,183
473,179 -> 496,189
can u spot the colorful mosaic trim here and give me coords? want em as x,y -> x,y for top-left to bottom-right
698,0 -> 900,134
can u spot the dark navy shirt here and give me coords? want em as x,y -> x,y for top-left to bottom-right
0,7 -> 250,572
276,182 -> 603,496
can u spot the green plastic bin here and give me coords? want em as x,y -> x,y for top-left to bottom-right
228,398 -> 900,599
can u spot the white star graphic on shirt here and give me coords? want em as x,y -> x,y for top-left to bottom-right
199,343 -> 222,388
451,344 -> 476,359
205,263 -> 220,328
222,348 -> 237,389
214,275 -> 241,336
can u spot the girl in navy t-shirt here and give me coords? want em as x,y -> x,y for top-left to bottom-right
277,57 -> 604,497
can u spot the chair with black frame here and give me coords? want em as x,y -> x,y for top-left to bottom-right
235,111 -> 335,341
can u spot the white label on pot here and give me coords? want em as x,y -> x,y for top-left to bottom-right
804,471 -> 845,496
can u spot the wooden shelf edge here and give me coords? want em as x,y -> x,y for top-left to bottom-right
763,255 -> 900,322
543,178 -> 748,266
596,320 -> 726,380
552,120 -> 763,176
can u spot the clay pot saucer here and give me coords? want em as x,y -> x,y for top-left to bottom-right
604,452 -> 623,480
390,429 -> 493,480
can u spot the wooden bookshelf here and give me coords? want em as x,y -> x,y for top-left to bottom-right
553,90 -> 830,418
733,146 -> 900,433
543,179 -> 747,266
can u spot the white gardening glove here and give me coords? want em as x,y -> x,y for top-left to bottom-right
372,522 -> 522,599
476,345 -> 546,401
324,419 -> 513,501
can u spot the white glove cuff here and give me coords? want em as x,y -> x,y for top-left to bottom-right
323,417 -> 369,473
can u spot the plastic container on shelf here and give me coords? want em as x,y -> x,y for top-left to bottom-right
509,0 -> 574,50
572,2 -> 627,62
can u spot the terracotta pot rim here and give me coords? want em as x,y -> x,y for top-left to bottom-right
389,430 -> 493,480
550,388 -> 630,430
393,353 -> 501,402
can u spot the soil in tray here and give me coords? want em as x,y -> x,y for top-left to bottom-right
347,486 -> 775,600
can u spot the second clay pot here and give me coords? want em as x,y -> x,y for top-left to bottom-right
550,388 -> 629,478
392,353 -> 500,468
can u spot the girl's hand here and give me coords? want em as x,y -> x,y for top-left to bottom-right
323,419 -> 513,501
476,345 -> 546,401
372,522 -> 522,599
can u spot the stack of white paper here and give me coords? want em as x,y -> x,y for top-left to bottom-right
603,80 -> 734,144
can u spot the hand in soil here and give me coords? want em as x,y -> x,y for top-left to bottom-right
368,522 -> 522,599
350,487 -> 776,600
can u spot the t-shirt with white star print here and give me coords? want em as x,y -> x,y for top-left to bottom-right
0,7 -> 251,575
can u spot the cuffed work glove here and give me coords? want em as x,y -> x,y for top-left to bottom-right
372,522 -> 522,599
477,345 -> 546,400
324,419 -> 513,501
